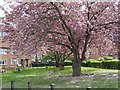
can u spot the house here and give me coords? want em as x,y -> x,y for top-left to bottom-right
0,31 -> 32,69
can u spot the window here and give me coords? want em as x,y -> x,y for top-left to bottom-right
11,51 -> 16,55
11,59 -> 18,65
0,31 -> 7,37
0,60 -> 6,65
0,48 -> 9,55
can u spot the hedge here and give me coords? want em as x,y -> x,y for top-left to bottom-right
104,56 -> 113,60
90,61 -> 102,68
32,59 -> 119,69
32,60 -> 72,67
82,59 -> 120,69
102,60 -> 119,69
65,61 -> 72,66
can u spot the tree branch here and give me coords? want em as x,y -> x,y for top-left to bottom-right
96,21 -> 119,27
48,31 -> 66,36
90,5 -> 110,20
64,52 -> 72,60
57,42 -> 72,51
50,2 -> 77,47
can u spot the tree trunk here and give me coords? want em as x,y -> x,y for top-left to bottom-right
35,53 -> 39,67
59,54 -> 65,70
60,52 -> 72,70
60,59 -> 65,70
81,33 -> 90,61
72,59 -> 81,76
118,51 -> 120,60
60,65 -> 64,70
54,53 -> 59,67
72,49 -> 81,76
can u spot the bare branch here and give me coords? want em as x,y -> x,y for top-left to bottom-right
96,21 -> 119,27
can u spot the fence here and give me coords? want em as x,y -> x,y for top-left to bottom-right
10,81 -> 91,90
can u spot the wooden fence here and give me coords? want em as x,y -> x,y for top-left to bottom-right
10,81 -> 91,90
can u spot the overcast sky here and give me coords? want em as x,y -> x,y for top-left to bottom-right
0,0 -> 119,17
0,0 -> 7,17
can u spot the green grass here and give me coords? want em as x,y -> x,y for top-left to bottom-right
2,66 -> 119,88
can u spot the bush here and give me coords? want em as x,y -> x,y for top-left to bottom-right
32,62 -> 41,67
82,60 -> 92,67
82,59 -> 120,69
97,57 -> 104,61
102,60 -> 119,69
90,61 -> 102,68
104,56 -> 113,60
81,61 -> 87,67
82,60 -> 102,68
64,60 -> 72,66
32,60 -> 73,67
32,61 -> 50,67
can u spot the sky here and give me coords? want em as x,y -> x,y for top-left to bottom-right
0,0 -> 119,17
0,0 -> 6,17
0,0 -> 19,17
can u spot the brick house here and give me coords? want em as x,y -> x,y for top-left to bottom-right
0,31 -> 32,69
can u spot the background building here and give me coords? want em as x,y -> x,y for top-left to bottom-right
0,31 -> 32,69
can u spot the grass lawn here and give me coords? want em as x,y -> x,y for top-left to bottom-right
2,66 -> 119,89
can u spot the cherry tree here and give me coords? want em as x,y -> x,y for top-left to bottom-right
117,1 -> 120,60
0,1 -> 119,76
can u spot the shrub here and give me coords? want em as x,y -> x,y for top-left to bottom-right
102,60 -> 119,69
90,61 -> 102,68
32,60 -> 73,67
32,61 -> 51,67
81,61 -> 87,67
82,59 -> 120,69
32,62 -> 41,67
104,56 -> 113,60
64,60 -> 72,66
82,60 -> 91,67
97,57 -> 104,61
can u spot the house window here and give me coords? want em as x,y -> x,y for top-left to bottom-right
0,48 -> 9,55
0,31 -> 7,37
11,51 -> 16,55
11,59 -> 18,65
0,60 -> 6,65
